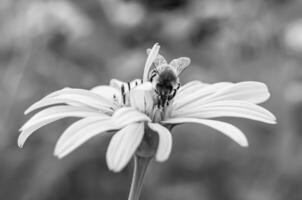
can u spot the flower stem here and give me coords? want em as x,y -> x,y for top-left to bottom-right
128,155 -> 151,200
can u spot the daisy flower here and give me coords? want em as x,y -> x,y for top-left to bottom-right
19,43 -> 276,200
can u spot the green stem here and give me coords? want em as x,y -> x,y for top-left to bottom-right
128,155 -> 151,200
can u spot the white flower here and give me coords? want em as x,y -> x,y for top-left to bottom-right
19,43 -> 276,174
19,43 -> 277,200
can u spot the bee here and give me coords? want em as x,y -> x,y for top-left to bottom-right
146,49 -> 191,108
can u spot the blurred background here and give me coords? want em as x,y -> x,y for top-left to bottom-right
0,0 -> 302,199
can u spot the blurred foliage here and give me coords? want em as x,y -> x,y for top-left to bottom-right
1,0 -> 302,199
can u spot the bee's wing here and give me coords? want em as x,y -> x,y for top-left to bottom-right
170,57 -> 191,76
146,49 -> 168,68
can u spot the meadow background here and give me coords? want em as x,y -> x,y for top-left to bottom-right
1,0 -> 302,199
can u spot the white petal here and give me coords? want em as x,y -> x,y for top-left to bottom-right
134,81 -> 154,91
177,81 -> 208,96
162,118 -> 248,147
143,43 -> 160,82
148,123 -> 172,162
20,106 -> 98,131
24,97 -> 86,115
110,79 -> 125,91
129,82 -> 155,114
19,121 -> 54,148
129,79 -> 144,89
110,79 -> 143,92
54,115 -> 110,154
91,85 -> 122,105
112,107 -> 151,128
173,82 -> 233,109
106,123 -> 144,172
173,100 -> 276,124
105,126 -> 122,170
18,106 -> 99,147
54,119 -> 116,158
43,87 -> 71,98
44,88 -> 114,110
24,95 -> 113,115
201,81 -> 270,104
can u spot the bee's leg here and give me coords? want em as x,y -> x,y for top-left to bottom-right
154,84 -> 159,95
158,95 -> 166,108
168,83 -> 180,101
156,94 -> 160,108
160,95 -> 165,108
157,98 -> 162,108
168,89 -> 177,101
